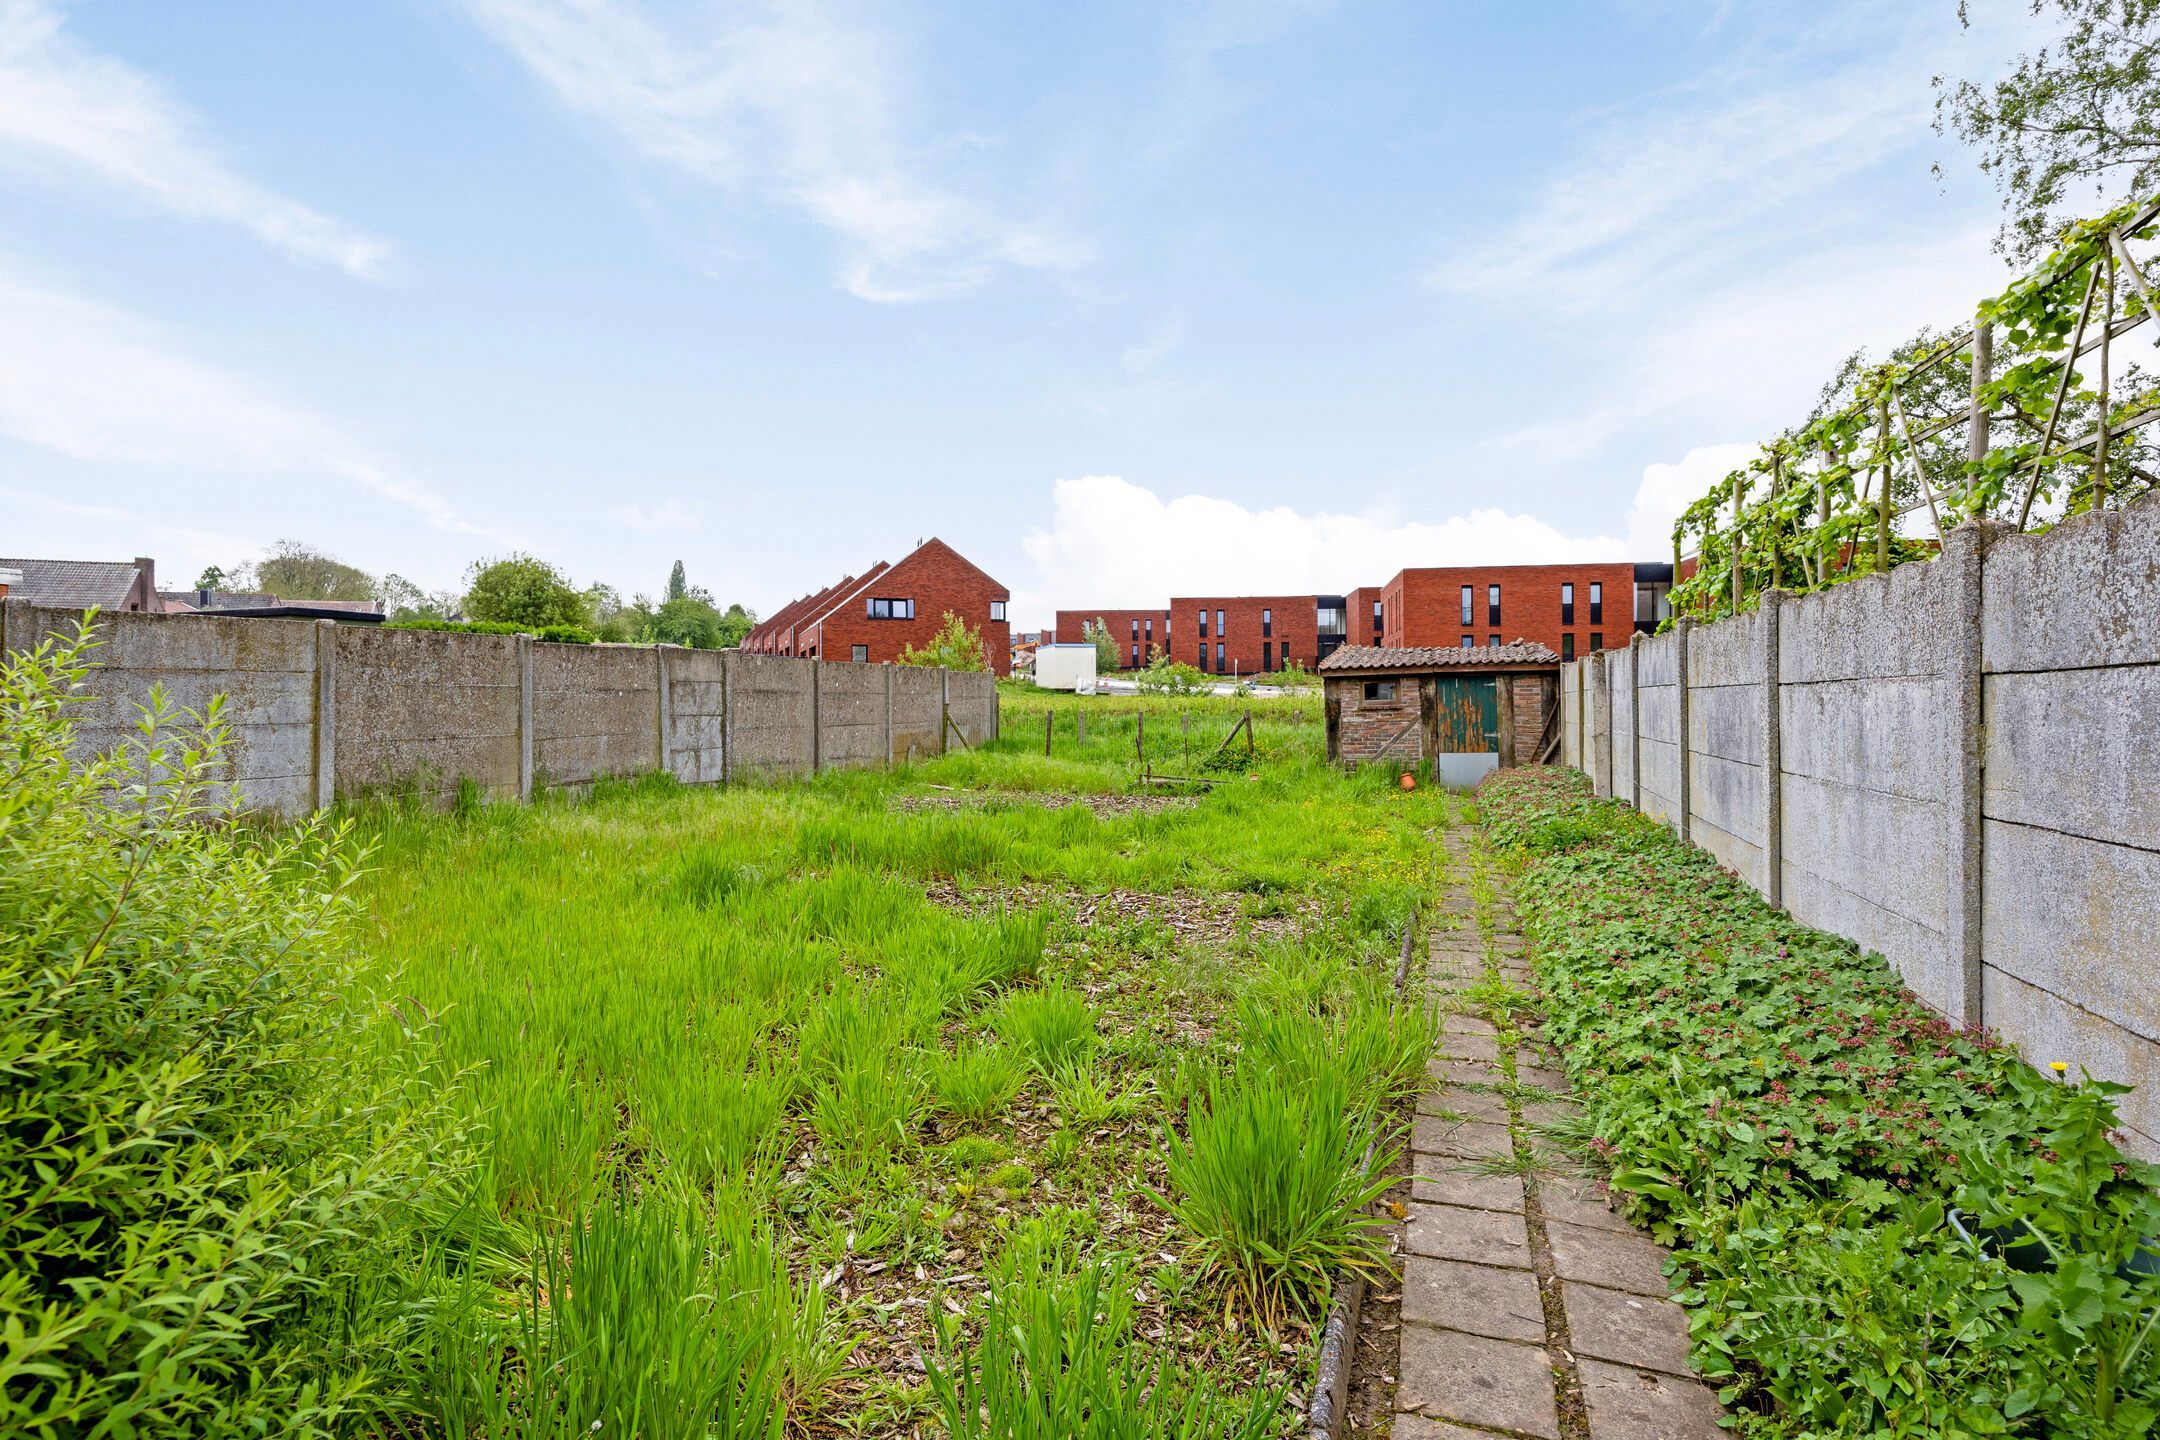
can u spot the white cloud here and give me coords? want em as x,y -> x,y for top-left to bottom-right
464,0 -> 1084,301
0,0 -> 389,278
1013,469 -> 1715,625
610,499 -> 700,532
0,255 -> 513,544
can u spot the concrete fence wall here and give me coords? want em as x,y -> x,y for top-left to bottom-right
2,600 -> 1000,811
1560,499 -> 2160,1156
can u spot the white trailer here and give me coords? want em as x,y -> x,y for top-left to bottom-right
1033,643 -> 1098,693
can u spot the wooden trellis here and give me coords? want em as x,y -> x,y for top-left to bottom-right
1672,195 -> 2160,622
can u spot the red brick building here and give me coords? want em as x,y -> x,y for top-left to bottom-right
744,538 -> 1012,675
1052,608 -> 1171,670
1169,593 -> 1339,676
1377,563 -> 1639,665
1345,584 -> 1389,650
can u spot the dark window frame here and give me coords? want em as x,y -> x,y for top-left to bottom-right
1561,634 -> 1574,661
1364,680 -> 1397,701
1460,585 -> 1473,626
1561,582 -> 1575,625
866,596 -> 915,620
851,644 -> 869,663
1589,582 -> 1604,625
1487,584 -> 1501,628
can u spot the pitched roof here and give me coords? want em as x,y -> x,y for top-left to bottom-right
0,557 -> 146,609
1319,641 -> 1560,671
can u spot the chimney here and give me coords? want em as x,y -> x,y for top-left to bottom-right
134,556 -> 156,613
198,587 -> 212,608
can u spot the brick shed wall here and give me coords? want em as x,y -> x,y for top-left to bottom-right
1326,675 -> 1428,765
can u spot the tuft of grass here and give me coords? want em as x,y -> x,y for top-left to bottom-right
995,984 -> 1099,1072
930,1041 -> 1026,1124
1156,1066 -> 1396,1324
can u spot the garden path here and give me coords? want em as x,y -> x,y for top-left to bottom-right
1389,832 -> 1726,1440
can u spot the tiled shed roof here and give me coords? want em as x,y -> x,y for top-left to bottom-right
1318,641 -> 1560,671
0,558 -> 145,609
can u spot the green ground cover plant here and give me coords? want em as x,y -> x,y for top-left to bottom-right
1480,765 -> 2160,1439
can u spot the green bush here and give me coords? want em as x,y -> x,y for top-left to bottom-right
383,616 -> 528,635
534,623 -> 596,644
1134,654 -> 1209,695
0,621 -> 465,1435
1480,765 -> 2160,1437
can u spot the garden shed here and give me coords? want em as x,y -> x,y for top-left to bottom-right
1318,643 -> 1561,787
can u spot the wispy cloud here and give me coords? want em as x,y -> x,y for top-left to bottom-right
0,255 -> 512,544
609,499 -> 700,532
0,0 -> 390,278
465,0 -> 1084,301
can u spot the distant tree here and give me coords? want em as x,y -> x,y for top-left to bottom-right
716,602 -> 754,649
251,540 -> 377,602
899,612 -> 988,671
462,554 -> 589,629
192,564 -> 228,591
1938,0 -> 2160,259
1082,617 -> 1120,673
649,595 -> 727,648
665,560 -> 688,602
374,573 -> 456,622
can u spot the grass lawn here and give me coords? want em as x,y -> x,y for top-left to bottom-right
348,681 -> 1453,1434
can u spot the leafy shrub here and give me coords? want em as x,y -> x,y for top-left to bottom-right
462,552 -> 590,630
1480,765 -> 2160,1437
1134,654 -> 1209,695
927,1241 -> 1277,1439
899,611 -> 990,670
383,616 -> 528,635
0,621 -> 464,1435
1155,1066 -> 1394,1322
995,984 -> 1099,1071
534,623 -> 596,644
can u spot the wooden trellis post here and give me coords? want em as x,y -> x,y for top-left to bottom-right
1875,394 -> 1892,573
1969,319 -> 1992,467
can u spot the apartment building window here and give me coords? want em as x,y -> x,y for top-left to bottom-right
1460,585 -> 1473,626
1131,618 -> 1140,640
1589,583 -> 1604,625
1372,599 -> 1384,635
1489,634 -> 1501,647
1216,641 -> 1225,669
1216,608 -> 1226,636
1144,618 -> 1153,643
1561,583 -> 1575,625
1262,607 -> 1273,637
1561,634 -> 1575,661
1364,681 -> 1396,701
1590,632 -> 1603,652
867,597 -> 914,619
851,644 -> 868,663
1198,609 -> 1209,637
990,601 -> 1006,622
1488,584 -> 1501,627
1263,641 -> 1273,671
1131,644 -> 1140,666
1197,645 -> 1208,672
1461,635 -> 1475,649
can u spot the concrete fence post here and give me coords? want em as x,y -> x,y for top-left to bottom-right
517,634 -> 535,801
655,644 -> 671,775
940,669 -> 951,755
811,659 -> 823,773
1674,619 -> 1693,842
1761,591 -> 1785,910
719,652 -> 734,786
1628,632 -> 1644,810
0,596 -> 16,656
884,663 -> 895,766
313,619 -> 337,812
1943,523 -> 1992,1028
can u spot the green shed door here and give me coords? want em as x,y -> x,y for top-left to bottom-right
1432,675 -> 1500,788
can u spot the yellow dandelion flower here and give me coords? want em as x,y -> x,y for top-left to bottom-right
2049,1061 -> 2069,1075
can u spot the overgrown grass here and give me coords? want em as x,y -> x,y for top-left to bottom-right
331,689 -> 1452,1431
1481,765 -> 2160,1439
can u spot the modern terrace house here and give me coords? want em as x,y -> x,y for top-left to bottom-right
744,537 -> 1013,676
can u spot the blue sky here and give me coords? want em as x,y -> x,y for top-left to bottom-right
2,1 -> 2056,625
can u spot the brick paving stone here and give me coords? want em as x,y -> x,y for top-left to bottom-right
1429,1057 -> 1499,1086
1418,1087 -> 1512,1123
1398,1326 -> 1560,1440
1546,1220 -> 1674,1297
1401,1257 -> 1546,1341
1540,1178 -> 1634,1234
1577,1358 -> 1725,1439
1412,1115 -> 1514,1160
1412,1167 -> 1525,1211
1405,1201 -> 1530,1268
1563,1281 -> 1697,1377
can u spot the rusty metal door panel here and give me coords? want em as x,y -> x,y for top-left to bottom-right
1433,676 -> 1499,754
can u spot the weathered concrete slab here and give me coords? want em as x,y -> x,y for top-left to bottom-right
1411,1115 -> 1513,1161
1405,1201 -> 1530,1269
1984,665 -> 2160,851
1563,1282 -> 1696,1377
1398,1326 -> 1559,1440
1412,1168 -> 1525,1211
1402,1258 -> 1546,1341
1546,1221 -> 1672,1297
1577,1359 -> 1725,1440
